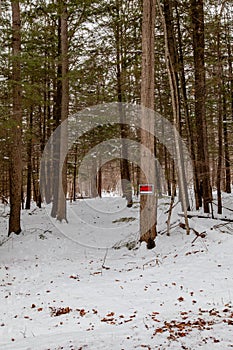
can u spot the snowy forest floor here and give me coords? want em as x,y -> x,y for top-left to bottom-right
0,192 -> 233,350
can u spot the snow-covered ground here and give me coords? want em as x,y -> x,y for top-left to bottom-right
0,193 -> 233,349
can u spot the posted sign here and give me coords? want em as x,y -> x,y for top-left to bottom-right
139,184 -> 154,194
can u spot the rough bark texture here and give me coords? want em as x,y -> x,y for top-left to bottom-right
8,0 -> 22,236
140,0 -> 157,249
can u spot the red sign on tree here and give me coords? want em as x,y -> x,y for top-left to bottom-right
139,184 -> 154,194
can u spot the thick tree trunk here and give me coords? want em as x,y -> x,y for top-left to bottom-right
8,0 -> 22,236
140,0 -> 157,249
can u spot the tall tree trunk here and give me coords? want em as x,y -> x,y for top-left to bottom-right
97,156 -> 102,197
175,0 -> 200,210
216,27 -> 223,214
191,0 -> 212,213
140,0 -> 157,249
51,13 -> 62,218
90,156 -> 98,198
224,20 -> 232,192
57,0 -> 68,222
159,0 -> 190,234
223,92 -> 231,193
226,17 -> 233,122
8,0 -> 22,236
115,0 -> 132,207
73,145 -> 78,201
25,109 -> 33,209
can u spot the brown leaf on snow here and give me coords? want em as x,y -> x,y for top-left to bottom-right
106,312 -> 115,317
178,297 -> 184,302
152,311 -> 160,315
154,328 -> 164,334
50,306 -> 71,317
101,317 -> 114,322
79,309 -> 86,317
177,331 -> 186,337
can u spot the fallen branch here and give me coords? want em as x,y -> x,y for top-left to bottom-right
212,201 -> 233,213
101,248 -> 110,273
178,212 -> 233,222
190,228 -> 206,243
158,220 -> 180,235
212,222 -> 233,234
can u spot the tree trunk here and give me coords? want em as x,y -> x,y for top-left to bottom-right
90,156 -> 98,198
25,109 -> 33,210
175,0 -> 200,210
51,13 -> 62,218
73,145 -> 78,201
140,0 -> 157,249
97,156 -> 102,198
8,0 -> 22,236
115,0 -> 132,207
160,0 -> 190,234
57,0 -> 68,222
223,92 -> 231,193
191,0 -> 212,213
216,28 -> 223,214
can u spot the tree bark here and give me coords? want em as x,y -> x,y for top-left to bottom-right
140,0 -> 157,249
223,93 -> 231,193
115,0 -> 132,207
57,0 -> 68,222
51,12 -> 62,218
175,0 -> 200,210
8,0 -> 22,236
160,0 -> 190,234
191,0 -> 212,213
25,109 -> 33,210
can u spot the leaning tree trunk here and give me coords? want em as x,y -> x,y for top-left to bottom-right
159,0 -> 190,234
140,0 -> 157,249
8,0 -> 22,236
